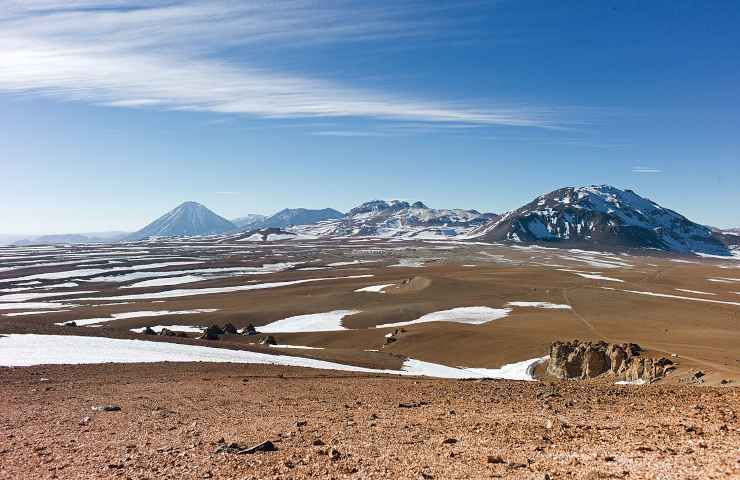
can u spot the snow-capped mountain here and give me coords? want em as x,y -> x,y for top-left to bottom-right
470,185 -> 730,255
291,200 -> 497,238
231,214 -> 267,229
255,208 -> 344,230
128,202 -> 237,240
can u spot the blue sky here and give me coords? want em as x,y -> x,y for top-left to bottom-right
1,0 -> 739,234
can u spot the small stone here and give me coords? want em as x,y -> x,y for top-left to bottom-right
329,447 -> 341,461
487,455 -> 505,464
79,416 -> 91,426
312,439 -> 325,446
295,420 -> 307,427
604,455 -> 616,462
92,404 -> 121,412
442,438 -> 457,445
241,441 -> 277,454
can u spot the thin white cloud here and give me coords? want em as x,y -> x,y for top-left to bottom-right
215,191 -> 241,195
632,167 -> 662,174
0,1 -> 560,127
311,130 -> 405,137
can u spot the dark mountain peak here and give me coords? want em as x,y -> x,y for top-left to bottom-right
474,185 -> 729,255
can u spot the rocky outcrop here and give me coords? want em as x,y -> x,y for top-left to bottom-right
260,335 -> 277,346
547,340 -> 674,383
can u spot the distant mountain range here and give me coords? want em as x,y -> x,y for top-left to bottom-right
10,231 -> 128,246
4,187 -> 738,257
290,200 -> 497,238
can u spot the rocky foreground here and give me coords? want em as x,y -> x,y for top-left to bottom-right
1,363 -> 738,480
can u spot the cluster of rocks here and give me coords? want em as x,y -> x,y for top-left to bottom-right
198,323 -> 259,340
142,326 -> 188,338
546,340 -> 675,383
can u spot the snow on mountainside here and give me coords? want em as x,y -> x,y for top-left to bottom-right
231,214 -> 267,229
128,202 -> 237,240
470,185 -> 731,255
291,200 -> 498,239
255,208 -> 344,230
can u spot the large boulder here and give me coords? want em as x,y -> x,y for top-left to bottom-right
198,325 -> 224,340
546,340 -> 672,383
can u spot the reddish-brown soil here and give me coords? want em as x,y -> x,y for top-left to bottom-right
1,363 -> 738,480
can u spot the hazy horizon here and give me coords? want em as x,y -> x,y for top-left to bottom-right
2,1 -> 739,234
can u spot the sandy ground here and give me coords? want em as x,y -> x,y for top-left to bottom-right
1,362 -> 738,480
2,238 -> 739,383
2,240 -> 740,478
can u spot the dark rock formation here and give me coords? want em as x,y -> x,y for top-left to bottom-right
547,340 -> 674,383
158,328 -> 175,337
198,325 -> 224,340
242,323 -> 257,336
222,323 -> 238,334
260,335 -> 277,346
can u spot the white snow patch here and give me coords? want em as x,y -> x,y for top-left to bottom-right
354,284 -> 395,293
259,310 -> 359,333
3,310 -> 72,317
506,301 -> 571,309
575,273 -> 624,283
121,275 -> 206,289
3,261 -> 203,282
0,290 -> 97,302
675,289 -> 716,296
402,356 -> 546,381
376,306 -> 511,329
74,275 -> 374,301
601,287 -> 740,306
0,302 -> 78,311
0,334 -> 545,381
269,344 -> 325,350
55,309 -> 219,327
327,260 -> 376,267
390,259 -> 426,268
130,325 -> 204,334
615,379 -> 646,385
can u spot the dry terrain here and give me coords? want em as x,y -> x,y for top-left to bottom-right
1,363 -> 738,479
1,237 -> 739,478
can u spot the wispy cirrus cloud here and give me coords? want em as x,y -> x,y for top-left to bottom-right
0,1 -> 562,128
632,166 -> 662,174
